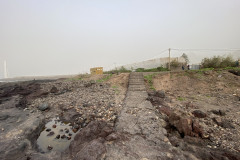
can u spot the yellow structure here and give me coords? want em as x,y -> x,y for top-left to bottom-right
90,67 -> 103,75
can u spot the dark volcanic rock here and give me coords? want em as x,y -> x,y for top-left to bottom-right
50,86 -> 58,93
211,109 -> 226,116
212,117 -> 234,128
169,112 -> 204,138
46,128 -> 51,132
47,131 -> 55,136
155,90 -> 166,98
67,121 -> 113,159
192,110 -> 207,118
157,106 -> 172,116
229,69 -> 240,76
47,145 -> 53,150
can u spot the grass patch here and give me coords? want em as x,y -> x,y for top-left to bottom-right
111,85 -> 120,94
144,74 -> 156,90
177,97 -> 185,101
112,85 -> 118,89
223,67 -> 240,71
136,67 -> 169,72
96,74 -> 112,83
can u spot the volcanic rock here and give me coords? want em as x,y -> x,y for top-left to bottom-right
192,110 -> 207,118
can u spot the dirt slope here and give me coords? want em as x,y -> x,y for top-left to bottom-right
147,70 -> 240,159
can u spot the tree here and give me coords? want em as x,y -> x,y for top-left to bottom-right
182,53 -> 189,64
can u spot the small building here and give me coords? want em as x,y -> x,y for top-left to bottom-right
90,67 -> 103,75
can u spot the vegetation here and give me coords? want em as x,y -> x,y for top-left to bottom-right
201,55 -> 236,68
170,59 -> 182,68
136,66 -> 169,72
104,66 -> 131,74
177,97 -> 185,101
144,74 -> 156,90
182,53 -> 189,63
96,74 -> 112,83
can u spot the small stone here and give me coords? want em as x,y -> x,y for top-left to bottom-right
166,153 -> 173,158
212,117 -> 222,126
47,145 -> 53,150
1,128 -> 4,131
47,131 -> 54,136
56,135 -> 60,139
60,129 -> 63,132
50,86 -> 58,93
38,103 -> 49,111
61,135 -> 66,139
67,136 -> 71,140
73,124 -> 80,130
72,128 -> 78,133
163,137 -> 169,142
52,124 -> 56,128
46,128 -> 51,132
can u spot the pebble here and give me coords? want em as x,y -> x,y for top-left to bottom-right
47,145 -> 53,150
52,124 -> 56,128
47,131 -> 55,136
46,128 -> 51,132
56,135 -> 60,139
61,135 -> 66,139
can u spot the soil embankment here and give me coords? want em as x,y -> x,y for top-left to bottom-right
146,70 -> 240,159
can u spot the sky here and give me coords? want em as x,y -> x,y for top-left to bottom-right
0,0 -> 240,78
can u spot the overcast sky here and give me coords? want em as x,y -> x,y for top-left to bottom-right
0,0 -> 240,78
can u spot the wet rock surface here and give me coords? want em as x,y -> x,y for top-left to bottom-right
0,74 -> 129,160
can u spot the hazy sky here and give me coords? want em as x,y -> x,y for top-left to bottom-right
0,0 -> 240,78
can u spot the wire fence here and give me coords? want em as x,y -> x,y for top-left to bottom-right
106,48 -> 240,71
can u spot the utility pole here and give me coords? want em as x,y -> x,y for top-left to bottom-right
168,48 -> 171,70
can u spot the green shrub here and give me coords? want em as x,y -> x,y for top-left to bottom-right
201,55 -> 236,68
96,74 -> 112,83
144,74 -> 156,90
170,59 -> 181,68
136,68 -> 145,72
104,66 -> 131,74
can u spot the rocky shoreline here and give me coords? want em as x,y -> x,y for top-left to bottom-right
0,74 -> 128,160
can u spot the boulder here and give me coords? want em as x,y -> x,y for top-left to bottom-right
192,110 -> 207,118
169,112 -> 204,138
157,106 -> 172,116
